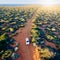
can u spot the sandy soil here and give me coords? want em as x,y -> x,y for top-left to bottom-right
13,9 -> 40,60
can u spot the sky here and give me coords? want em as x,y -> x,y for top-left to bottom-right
0,0 -> 60,5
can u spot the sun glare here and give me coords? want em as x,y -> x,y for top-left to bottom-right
40,0 -> 55,6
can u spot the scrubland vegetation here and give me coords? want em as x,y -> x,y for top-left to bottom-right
0,6 -> 60,60
0,7 -> 35,60
31,8 -> 60,60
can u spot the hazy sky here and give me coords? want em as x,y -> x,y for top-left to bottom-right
0,0 -> 60,5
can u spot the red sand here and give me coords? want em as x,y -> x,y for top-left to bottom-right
45,40 -> 57,49
13,9 -> 40,60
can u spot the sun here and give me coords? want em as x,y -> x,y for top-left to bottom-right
40,0 -> 55,6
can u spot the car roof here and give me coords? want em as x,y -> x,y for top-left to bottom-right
26,38 -> 29,41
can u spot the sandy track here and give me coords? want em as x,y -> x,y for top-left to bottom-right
13,9 -> 40,60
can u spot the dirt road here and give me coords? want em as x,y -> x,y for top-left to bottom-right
13,9 -> 40,60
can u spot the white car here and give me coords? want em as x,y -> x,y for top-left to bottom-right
26,38 -> 30,45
